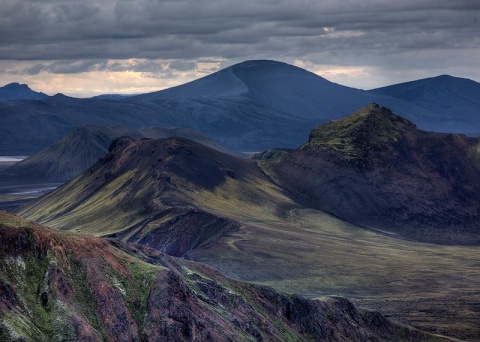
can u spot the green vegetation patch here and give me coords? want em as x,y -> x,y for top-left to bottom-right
306,104 -> 408,157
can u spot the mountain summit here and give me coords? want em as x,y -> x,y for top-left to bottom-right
266,104 -> 480,244
1,61 -> 478,155
307,103 -> 417,160
0,82 -> 48,100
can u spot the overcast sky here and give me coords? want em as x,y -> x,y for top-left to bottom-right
0,0 -> 479,97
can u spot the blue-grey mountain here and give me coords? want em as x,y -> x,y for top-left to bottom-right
0,83 -> 48,101
369,75 -> 480,135
1,60 -> 479,156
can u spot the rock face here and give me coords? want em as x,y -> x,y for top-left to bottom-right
266,103 -> 480,244
0,211 -> 446,341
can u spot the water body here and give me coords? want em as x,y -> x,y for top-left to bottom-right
0,183 -> 62,195
0,182 -> 63,211
0,156 -> 26,162
0,156 -> 26,171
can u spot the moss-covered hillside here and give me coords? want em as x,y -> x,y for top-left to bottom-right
1,211 -> 448,341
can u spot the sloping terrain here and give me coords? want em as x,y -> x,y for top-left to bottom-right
265,103 -> 480,245
18,136 -> 285,255
1,211 -> 443,342
2,60 -> 474,155
0,83 -> 48,101
370,75 -> 480,134
17,121 -> 480,340
0,125 -> 229,184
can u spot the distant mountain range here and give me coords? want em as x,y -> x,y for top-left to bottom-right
90,94 -> 134,100
0,82 -> 48,101
0,125 -> 230,184
2,60 -> 479,155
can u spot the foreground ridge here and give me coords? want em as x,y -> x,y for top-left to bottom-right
0,211 -> 446,341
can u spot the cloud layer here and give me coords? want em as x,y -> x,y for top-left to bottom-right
1,0 -> 479,96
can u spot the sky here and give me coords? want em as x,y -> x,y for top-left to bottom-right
0,0 -> 479,97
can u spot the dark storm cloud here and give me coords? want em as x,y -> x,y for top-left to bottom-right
0,0 -> 478,74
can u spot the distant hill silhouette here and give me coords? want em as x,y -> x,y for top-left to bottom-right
90,94 -> 134,100
0,82 -> 48,100
370,75 -> 480,134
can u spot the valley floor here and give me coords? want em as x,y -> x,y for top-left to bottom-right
184,196 -> 480,341
8,179 -> 479,341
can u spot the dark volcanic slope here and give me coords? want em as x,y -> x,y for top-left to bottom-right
2,211 -> 443,341
0,60 -> 464,155
370,75 -> 480,133
0,125 -> 230,183
19,137 -> 275,256
265,103 -> 480,245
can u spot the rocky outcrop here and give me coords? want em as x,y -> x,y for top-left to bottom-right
266,104 -> 480,244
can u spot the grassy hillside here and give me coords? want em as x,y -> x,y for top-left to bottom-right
1,211 -> 446,342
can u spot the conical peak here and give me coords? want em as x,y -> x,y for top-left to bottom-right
307,104 -> 416,154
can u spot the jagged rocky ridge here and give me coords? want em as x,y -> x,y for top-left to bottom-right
0,211 -> 445,341
0,83 -> 48,101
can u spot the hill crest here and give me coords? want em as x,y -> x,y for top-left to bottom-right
0,82 -> 48,100
307,103 -> 417,158
266,104 -> 480,244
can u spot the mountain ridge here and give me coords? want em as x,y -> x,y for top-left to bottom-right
369,75 -> 480,133
266,104 -> 480,244
0,125 -> 230,184
0,82 -> 48,101
4,59 -> 479,155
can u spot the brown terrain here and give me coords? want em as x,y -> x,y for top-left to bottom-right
0,211 -> 449,342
